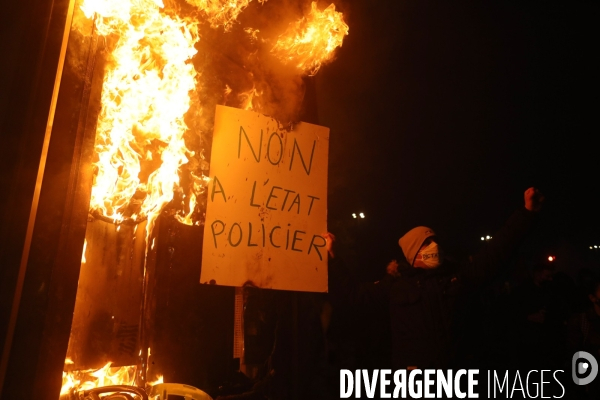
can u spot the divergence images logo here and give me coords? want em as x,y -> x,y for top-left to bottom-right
572,351 -> 598,386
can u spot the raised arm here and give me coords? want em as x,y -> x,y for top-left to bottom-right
464,187 -> 544,285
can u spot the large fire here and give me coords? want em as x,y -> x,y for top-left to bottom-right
84,0 -> 200,238
64,0 -> 347,395
85,0 -> 347,234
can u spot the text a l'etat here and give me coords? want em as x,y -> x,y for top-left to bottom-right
210,176 -> 321,217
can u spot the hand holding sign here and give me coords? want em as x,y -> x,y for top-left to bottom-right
323,232 -> 336,259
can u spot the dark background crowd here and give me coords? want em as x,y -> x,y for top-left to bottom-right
327,212 -> 600,393
230,209 -> 600,399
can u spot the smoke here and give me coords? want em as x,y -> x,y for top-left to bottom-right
169,0 -> 340,224
180,0 -> 316,129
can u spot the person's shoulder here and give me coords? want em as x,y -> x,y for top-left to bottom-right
440,257 -> 461,276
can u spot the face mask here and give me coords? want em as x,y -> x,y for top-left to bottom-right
418,242 -> 442,268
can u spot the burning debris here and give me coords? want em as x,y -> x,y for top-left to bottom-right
62,0 -> 348,396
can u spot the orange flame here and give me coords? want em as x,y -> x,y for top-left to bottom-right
82,0 -> 200,236
61,363 -> 137,396
244,27 -> 260,42
238,84 -> 262,111
147,374 -> 164,387
175,193 -> 197,225
223,84 -> 233,102
271,2 -> 348,76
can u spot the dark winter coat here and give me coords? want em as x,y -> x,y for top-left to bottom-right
329,207 -> 537,369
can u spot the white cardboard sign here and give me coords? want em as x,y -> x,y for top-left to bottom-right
201,106 -> 329,292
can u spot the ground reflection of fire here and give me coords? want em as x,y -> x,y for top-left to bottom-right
62,0 -> 348,396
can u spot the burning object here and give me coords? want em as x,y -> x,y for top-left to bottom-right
81,0 -> 201,237
84,0 -> 348,232
57,0 -> 348,396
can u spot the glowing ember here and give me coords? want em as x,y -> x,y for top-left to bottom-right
61,363 -> 136,396
238,84 -> 262,111
83,0 -> 200,237
244,27 -> 260,42
175,193 -> 197,225
271,2 -> 349,76
186,0 -> 259,31
223,84 -> 233,103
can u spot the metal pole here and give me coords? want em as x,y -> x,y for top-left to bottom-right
0,0 -> 77,392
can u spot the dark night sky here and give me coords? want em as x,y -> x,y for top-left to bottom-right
315,0 -> 598,270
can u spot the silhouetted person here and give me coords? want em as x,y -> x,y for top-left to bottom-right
327,187 -> 544,370
510,261 -> 570,369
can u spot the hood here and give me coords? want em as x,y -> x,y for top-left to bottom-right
398,226 -> 436,266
